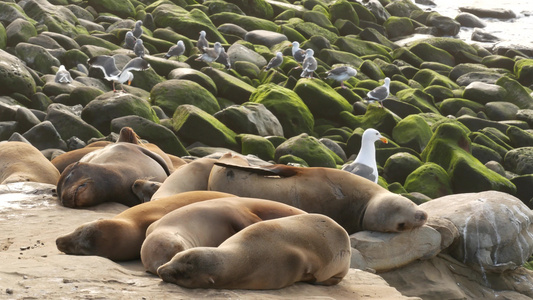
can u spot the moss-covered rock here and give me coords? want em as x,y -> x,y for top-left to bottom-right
507,125 -> 533,148
224,0 -> 273,19
24,0 -> 84,38
510,175 -> 533,208
150,79 -> 220,117
409,42 -> 455,67
45,103 -> 103,143
503,147 -> 533,176
0,23 -> 5,50
5,19 -> 37,47
514,58 -> 533,87
202,67 -> 256,104
81,92 -> 159,135
87,0 -> 136,19
293,78 -> 352,120
340,106 -> 400,138
67,87 -> 104,107
385,0 -> 422,17
318,49 -> 363,67
439,98 -> 484,116
214,102 -> 284,136
168,68 -> 217,96
470,132 -> 509,157
462,81 -> 507,105
335,36 -> 392,61
249,83 -> 314,138
395,88 -> 440,114
383,152 -> 423,185
172,104 -> 238,150
485,102 -> 519,121
274,133 -> 341,167
110,115 -> 189,157
412,69 -> 460,89
330,0 -> 359,26
74,34 -> 121,51
238,133 -> 276,161
277,154 -> 309,167
0,2 -> 36,25
408,37 -> 478,57
210,12 -> 278,32
302,11 -> 338,35
292,22 -> 339,43
404,162 -> 453,199
421,122 -> 516,194
15,43 -> 59,75
0,50 -> 37,98
496,76 -> 533,109
383,16 -> 414,39
392,114 -> 433,153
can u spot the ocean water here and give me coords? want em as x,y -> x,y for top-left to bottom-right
414,0 -> 533,47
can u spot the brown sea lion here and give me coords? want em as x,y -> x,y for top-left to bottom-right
0,141 -> 60,185
51,141 -> 112,173
157,213 -> 351,289
141,197 -> 306,274
55,191 -> 235,261
207,153 -> 428,234
56,141 -> 171,208
132,179 -> 161,203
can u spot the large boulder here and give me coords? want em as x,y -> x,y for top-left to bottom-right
293,78 -> 352,120
5,18 -> 37,47
15,43 -> 60,74
404,162 -> 453,199
24,0 -> 83,38
383,152 -> 423,185
274,133 -> 342,167
45,103 -> 103,143
392,114 -> 433,153
214,102 -> 283,137
86,0 -> 136,19
202,67 -> 256,104
504,147 -> 533,176
0,50 -> 37,98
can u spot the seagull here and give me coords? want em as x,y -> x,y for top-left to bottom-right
54,65 -> 72,84
124,31 -> 136,50
264,52 -> 283,71
216,47 -> 231,69
366,77 -> 390,108
164,40 -> 185,59
300,49 -> 317,78
197,30 -> 208,54
326,66 -> 357,89
341,128 -> 388,183
291,41 -> 306,64
195,42 -> 222,63
87,55 -> 150,93
132,20 -> 143,38
133,39 -> 144,58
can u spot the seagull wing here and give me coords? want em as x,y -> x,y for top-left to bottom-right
342,162 -> 377,183
121,57 -> 150,73
88,55 -> 120,77
367,85 -> 389,100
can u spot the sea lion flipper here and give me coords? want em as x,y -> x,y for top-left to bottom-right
213,162 -> 299,177
137,147 -> 171,176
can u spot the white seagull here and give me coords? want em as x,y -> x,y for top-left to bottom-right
341,128 -> 388,183
54,65 -> 73,84
87,55 -> 150,93
326,66 -> 357,89
366,77 -> 390,108
195,42 -> 223,63
264,52 -> 283,71
165,40 -> 185,59
300,49 -> 317,78
291,41 -> 306,64
197,30 -> 209,54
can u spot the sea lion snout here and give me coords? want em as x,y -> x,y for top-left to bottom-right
415,210 -> 428,224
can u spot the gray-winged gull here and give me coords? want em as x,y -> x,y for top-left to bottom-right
366,77 -> 390,108
165,40 -> 185,59
197,30 -> 209,54
300,49 -> 317,78
326,66 -> 357,89
133,39 -> 144,58
132,20 -> 143,38
195,42 -> 223,63
124,31 -> 136,50
55,65 -> 73,84
216,46 -> 231,69
291,41 -> 306,64
87,55 -> 150,93
264,52 -> 283,71
341,128 -> 388,183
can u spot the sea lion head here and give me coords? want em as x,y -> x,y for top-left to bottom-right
157,248 -> 220,288
57,162 -> 112,208
362,193 -> 428,232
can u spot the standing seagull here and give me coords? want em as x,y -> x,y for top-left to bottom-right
341,128 -> 388,183
55,65 -> 73,84
132,20 -> 143,38
124,31 -> 136,50
291,41 -> 306,64
216,47 -> 231,69
195,42 -> 223,63
366,77 -> 390,108
133,39 -> 145,58
165,40 -> 185,59
87,56 -> 150,93
197,30 -> 209,54
300,49 -> 317,78
264,52 -> 283,71
326,66 -> 357,89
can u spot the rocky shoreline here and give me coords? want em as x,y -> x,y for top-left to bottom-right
2,0 -> 533,298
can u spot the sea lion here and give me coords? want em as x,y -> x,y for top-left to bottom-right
57,142 -> 171,208
157,213 -> 351,289
55,191 -> 235,261
141,197 -> 306,274
207,153 -> 428,233
0,141 -> 60,185
51,141 -> 112,173
132,179 -> 161,203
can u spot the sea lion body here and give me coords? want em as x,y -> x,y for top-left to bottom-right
208,154 -> 427,233
55,191 -> 235,261
0,141 -> 60,185
141,197 -> 306,274
57,142 -> 171,207
157,213 -> 351,289
51,141 -> 112,173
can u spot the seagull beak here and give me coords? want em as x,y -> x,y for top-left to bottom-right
380,137 -> 388,144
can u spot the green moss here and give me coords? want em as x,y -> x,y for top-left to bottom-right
392,114 -> 433,152
274,133 -> 341,167
293,78 -> 352,119
335,36 -> 392,61
404,162 -> 452,199
238,134 -> 275,161
87,0 -> 136,18
330,0 -> 359,25
395,88 -> 440,114
210,12 -> 278,32
150,79 -> 220,116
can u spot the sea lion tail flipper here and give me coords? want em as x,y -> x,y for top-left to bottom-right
213,162 -> 299,177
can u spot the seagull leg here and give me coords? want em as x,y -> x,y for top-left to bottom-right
341,81 -> 347,89
113,81 -> 117,93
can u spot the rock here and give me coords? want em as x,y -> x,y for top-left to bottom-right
81,92 -> 159,135
504,147 -> 533,176
319,137 -> 347,162
409,43 -> 455,67
484,102 -> 518,121
217,23 -> 248,39
350,225 -> 441,272
172,104 -> 238,151
404,163 -> 453,199
214,102 -> 283,137
244,30 -> 288,48
341,106 -> 400,141
335,36 -> 392,61
274,133 -> 342,168
514,58 -> 533,87
426,13 -> 461,36
412,69 -> 459,90
420,191 -> 533,273
511,175 -> 533,208
392,115 -> 433,153
238,133 -> 275,161
293,78 -> 352,120
210,12 -> 278,32
167,68 -> 217,96
462,81 -> 508,105
22,121 -> 67,151
330,0 -> 359,26
227,43 -> 268,69
481,55 -> 515,71
150,79 -> 220,117
383,16 -> 414,39
202,67 -> 256,104
496,76 -> 533,109
439,98 -> 484,116
303,11 -> 338,35
249,83 -> 314,138
0,2 -> 35,25
471,28 -> 501,43
24,0 -> 84,38
459,6 -> 517,19
456,71 -> 504,86
454,12 -> 486,28
359,27 -> 399,50
0,49 -> 37,98
205,1 -> 245,16
110,115 -> 188,157
395,88 -> 440,114
409,37 -> 477,57
224,0 -> 273,19
507,126 -> 533,148
421,122 -> 515,194
364,0 -> 391,24
383,152 -> 423,185
14,107 -> 40,133
292,21 -> 339,44
86,0 -> 136,19
15,43 -> 60,74
5,18 -> 37,47
45,103 -> 103,143
64,86 -> 103,107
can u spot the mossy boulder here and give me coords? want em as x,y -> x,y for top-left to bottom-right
150,79 -> 220,117
340,105 -> 400,137
0,23 -> 5,50
330,0 -> 359,26
224,0 -> 273,19
470,132 -> 509,158
409,42 -> 455,67
210,12 -> 278,32
110,115 -> 189,157
67,87 -> 104,107
277,154 -> 309,167
292,22 -> 339,43
409,37 -> 478,57
87,0 -> 136,19
15,43 -> 60,75
504,147 -> 533,176
303,11 -> 338,35
496,76 -> 533,109
214,102 -> 284,136
510,175 -> 533,208
485,102 -> 519,121
45,103 -> 103,143
274,133 -> 341,167
5,19 -> 37,47
81,92 -> 159,135
318,49 -> 364,67
24,0 -> 84,38
335,36 -> 392,61
392,114 -> 433,153
202,67 -> 256,104
293,78 -> 352,120
404,162 -> 453,199
383,152 -> 423,185
462,81 -> 507,105
383,16 -> 414,39
421,122 -> 516,194
395,88 -> 440,114
21,121 -> 67,151
507,126 -> 533,148
0,50 -> 37,98
238,134 -> 276,161
385,0 -> 422,17
0,2 -> 35,25
172,104 -> 239,151
249,83 -> 314,138
412,69 -> 460,89
439,98 -> 484,116
514,58 -> 533,87
74,34 -> 121,51
168,68 -> 217,96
